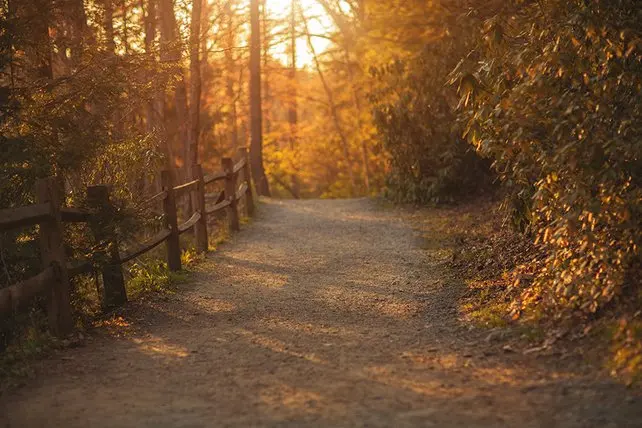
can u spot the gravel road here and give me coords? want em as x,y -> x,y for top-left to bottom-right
2,198 -> 640,427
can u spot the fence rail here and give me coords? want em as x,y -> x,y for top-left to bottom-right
173,179 -> 200,195
120,229 -> 172,264
204,171 -> 226,185
145,190 -> 168,205
60,207 -> 92,223
0,147 -> 256,336
0,203 -> 53,230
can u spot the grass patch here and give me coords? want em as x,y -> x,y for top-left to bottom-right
0,310 -> 59,388
463,301 -> 510,328
1,205 -> 252,388
429,197 -> 641,385
607,318 -> 642,386
126,261 -> 186,299
209,224 -> 230,251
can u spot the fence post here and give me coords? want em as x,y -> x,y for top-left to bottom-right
238,147 -> 255,217
161,170 -> 182,271
87,185 -> 127,311
36,177 -> 73,337
222,157 -> 240,232
192,164 -> 208,253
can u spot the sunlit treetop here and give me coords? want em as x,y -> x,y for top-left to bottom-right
264,0 -> 337,68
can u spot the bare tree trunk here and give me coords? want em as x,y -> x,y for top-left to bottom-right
68,0 -> 89,66
143,0 -> 173,177
249,0 -> 270,196
261,0 -> 271,135
300,8 -> 356,196
288,0 -> 300,198
121,0 -> 130,54
224,2 -> 239,151
103,0 -> 129,141
104,0 -> 116,54
159,0 -> 188,172
184,0 -> 202,218
186,0 -> 202,173
143,0 -> 157,138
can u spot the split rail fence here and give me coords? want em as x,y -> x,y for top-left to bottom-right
0,149 -> 255,336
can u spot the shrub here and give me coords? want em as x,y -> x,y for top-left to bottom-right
455,0 -> 642,317
369,13 -> 493,204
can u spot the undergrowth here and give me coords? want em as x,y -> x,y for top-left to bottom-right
0,218 -> 233,388
425,196 -> 641,385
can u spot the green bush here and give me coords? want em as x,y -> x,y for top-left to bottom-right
370,22 -> 494,204
455,0 -> 641,317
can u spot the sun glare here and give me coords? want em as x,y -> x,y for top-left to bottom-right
265,0 -> 335,68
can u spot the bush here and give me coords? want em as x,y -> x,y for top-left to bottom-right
369,17 -> 493,204
454,0 -> 642,317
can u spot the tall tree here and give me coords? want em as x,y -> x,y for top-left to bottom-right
159,0 -> 188,172
186,0 -> 202,173
249,0 -> 270,196
103,0 -> 116,54
260,0 -> 271,135
288,0 -> 300,198
224,2 -> 239,151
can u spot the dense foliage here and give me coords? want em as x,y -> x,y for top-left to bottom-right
453,0 -> 641,318
368,21 -> 493,203
1,0 -> 639,374
359,0 -> 640,320
0,1 -> 164,288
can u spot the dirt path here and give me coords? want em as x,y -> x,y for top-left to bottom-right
2,199 -> 640,427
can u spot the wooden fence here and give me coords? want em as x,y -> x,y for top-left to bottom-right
0,148 -> 255,337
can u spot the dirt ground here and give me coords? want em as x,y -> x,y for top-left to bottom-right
1,198 -> 640,427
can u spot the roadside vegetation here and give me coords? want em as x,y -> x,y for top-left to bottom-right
1,0 -> 639,384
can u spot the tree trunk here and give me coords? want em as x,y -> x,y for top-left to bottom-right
159,0 -> 188,173
67,0 -> 89,67
249,0 -> 270,196
143,0 -> 157,138
224,2 -> 239,151
143,0 -> 173,176
104,0 -> 116,54
187,0 -> 202,172
121,0 -> 130,54
261,0 -> 271,135
288,0 -> 300,198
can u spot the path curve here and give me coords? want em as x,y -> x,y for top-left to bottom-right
2,199 -> 640,427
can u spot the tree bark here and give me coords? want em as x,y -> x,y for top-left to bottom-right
224,2 -> 239,151
103,0 -> 116,54
261,0 -> 271,135
142,0 -> 173,174
143,0 -> 157,138
159,0 -> 188,173
249,0 -> 270,196
187,0 -> 202,172
288,0 -> 300,198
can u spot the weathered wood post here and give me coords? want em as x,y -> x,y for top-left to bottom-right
192,164 -> 208,253
161,170 -> 182,271
36,177 -> 73,336
87,185 -> 127,310
238,147 -> 255,217
222,157 -> 240,232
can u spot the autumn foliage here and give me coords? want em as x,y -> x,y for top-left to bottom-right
0,0 -> 640,375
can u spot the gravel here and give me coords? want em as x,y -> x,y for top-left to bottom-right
2,198 -> 640,428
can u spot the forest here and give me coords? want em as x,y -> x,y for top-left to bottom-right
0,0 -> 640,386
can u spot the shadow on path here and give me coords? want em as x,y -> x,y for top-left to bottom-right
2,198 -> 640,428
